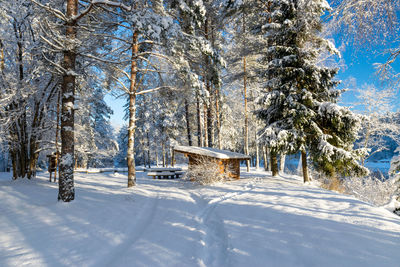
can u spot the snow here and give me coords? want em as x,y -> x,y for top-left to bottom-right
174,145 -> 251,160
1,169 -> 400,267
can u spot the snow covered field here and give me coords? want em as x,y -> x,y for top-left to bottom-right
1,169 -> 400,267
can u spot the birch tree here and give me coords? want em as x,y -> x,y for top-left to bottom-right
355,84 -> 400,165
329,0 -> 400,84
31,0 -> 134,201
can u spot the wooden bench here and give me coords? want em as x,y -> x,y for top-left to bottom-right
145,167 -> 184,179
174,171 -> 185,178
147,171 -> 180,179
144,167 -> 182,172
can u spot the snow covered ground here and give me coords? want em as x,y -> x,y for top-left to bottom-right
1,169 -> 400,267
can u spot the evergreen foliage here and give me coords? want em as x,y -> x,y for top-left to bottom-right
256,0 -> 368,179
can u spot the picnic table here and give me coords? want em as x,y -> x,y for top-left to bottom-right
173,145 -> 250,179
144,167 -> 184,179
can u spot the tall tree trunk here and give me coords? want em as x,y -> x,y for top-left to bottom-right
279,153 -> 286,173
203,104 -> 208,147
270,150 -> 278,176
27,141 -> 38,179
215,87 -> 222,149
242,13 -> 250,172
243,57 -> 250,172
185,99 -> 192,146
162,142 -> 166,167
147,132 -> 151,168
263,145 -> 268,171
156,150 -> 159,167
55,90 -> 61,182
255,141 -> 259,170
127,31 -> 138,187
204,18 -> 213,148
207,96 -> 213,148
0,40 -> 4,71
18,118 -> 28,178
302,150 -> 310,183
17,26 -> 28,179
196,93 -> 203,147
59,0 -> 77,202
171,147 -> 175,167
10,149 -> 17,179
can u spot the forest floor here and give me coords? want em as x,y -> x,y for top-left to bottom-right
1,168 -> 400,267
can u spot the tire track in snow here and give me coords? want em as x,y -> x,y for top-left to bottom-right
99,189 -> 160,267
191,180 -> 257,266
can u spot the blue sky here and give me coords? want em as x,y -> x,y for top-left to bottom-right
105,93 -> 126,130
105,13 -> 400,130
337,45 -> 400,111
106,46 -> 399,130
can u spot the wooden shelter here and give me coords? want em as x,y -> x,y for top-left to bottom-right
173,145 -> 251,179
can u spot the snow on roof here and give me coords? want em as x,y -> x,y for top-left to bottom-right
174,145 -> 251,160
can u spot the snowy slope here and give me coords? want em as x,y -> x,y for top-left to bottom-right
0,169 -> 399,267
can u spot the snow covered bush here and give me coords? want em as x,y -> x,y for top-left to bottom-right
389,147 -> 400,193
183,157 -> 231,185
315,175 -> 345,193
343,176 -> 396,206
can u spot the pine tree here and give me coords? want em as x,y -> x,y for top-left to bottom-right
257,0 -> 368,181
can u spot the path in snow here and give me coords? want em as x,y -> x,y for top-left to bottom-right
0,169 -> 400,267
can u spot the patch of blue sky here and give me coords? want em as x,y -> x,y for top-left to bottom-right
337,43 -> 400,113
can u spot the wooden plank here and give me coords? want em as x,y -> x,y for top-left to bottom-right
147,171 -> 176,176
147,171 -> 178,179
144,168 -> 182,172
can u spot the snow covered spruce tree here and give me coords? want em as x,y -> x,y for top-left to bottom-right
256,0 -> 368,181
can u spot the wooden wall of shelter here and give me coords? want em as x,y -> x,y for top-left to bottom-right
185,153 -> 241,179
174,145 -> 250,180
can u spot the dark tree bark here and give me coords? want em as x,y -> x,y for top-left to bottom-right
58,0 -> 78,202
162,142 -> 166,167
207,94 -> 214,147
270,150 -> 278,176
302,150 -> 310,183
0,40 -> 4,71
196,93 -> 203,147
55,90 -> 61,182
185,99 -> 192,146
203,17 -> 214,148
203,103 -> 208,146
